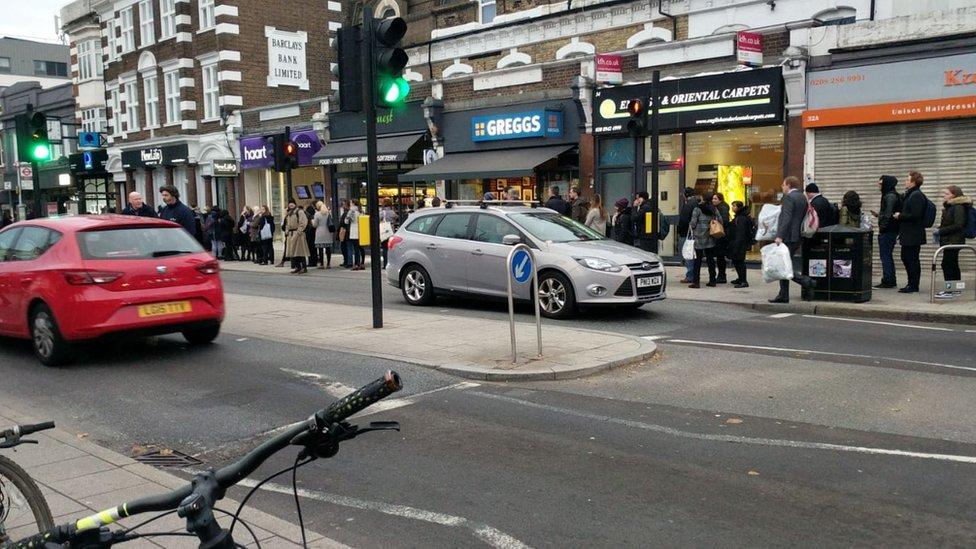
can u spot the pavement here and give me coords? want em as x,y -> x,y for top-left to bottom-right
663,265 -> 976,325
0,406 -> 347,548
222,293 -> 658,381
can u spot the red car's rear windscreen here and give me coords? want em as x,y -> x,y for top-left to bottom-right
77,227 -> 204,260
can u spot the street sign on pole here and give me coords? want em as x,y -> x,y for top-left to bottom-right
19,164 -> 33,180
506,242 -> 543,364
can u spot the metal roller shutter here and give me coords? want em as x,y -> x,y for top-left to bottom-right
814,119 -> 976,275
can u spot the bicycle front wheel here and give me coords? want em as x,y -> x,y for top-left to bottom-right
0,455 -> 54,544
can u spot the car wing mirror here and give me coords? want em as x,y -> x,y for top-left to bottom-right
502,234 -> 521,246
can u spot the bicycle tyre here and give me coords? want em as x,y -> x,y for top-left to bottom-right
0,455 -> 54,543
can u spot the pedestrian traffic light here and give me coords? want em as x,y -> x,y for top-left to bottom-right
283,139 -> 299,167
372,17 -> 409,108
271,133 -> 297,172
15,111 -> 51,163
626,99 -> 646,138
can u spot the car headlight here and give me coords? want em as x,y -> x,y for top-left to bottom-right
574,257 -> 622,272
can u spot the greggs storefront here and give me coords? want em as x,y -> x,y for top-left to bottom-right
804,51 -> 976,270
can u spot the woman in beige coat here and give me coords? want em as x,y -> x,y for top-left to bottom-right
284,199 -> 310,274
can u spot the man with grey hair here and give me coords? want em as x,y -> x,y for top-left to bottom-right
121,191 -> 156,218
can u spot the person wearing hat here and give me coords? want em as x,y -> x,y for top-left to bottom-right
483,192 -> 495,201
805,183 -> 838,228
158,185 -> 197,235
611,198 -> 634,245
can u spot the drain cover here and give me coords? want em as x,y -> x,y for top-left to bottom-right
133,449 -> 202,468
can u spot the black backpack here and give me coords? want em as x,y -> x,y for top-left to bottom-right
923,195 -> 937,228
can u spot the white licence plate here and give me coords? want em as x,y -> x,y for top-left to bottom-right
637,275 -> 662,288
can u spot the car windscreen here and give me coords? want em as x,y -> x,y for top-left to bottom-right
509,212 -> 605,243
77,227 -> 204,260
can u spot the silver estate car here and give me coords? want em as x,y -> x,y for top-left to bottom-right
386,204 -> 666,319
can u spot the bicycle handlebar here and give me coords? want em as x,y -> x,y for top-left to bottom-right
18,421 -> 55,437
3,371 -> 402,549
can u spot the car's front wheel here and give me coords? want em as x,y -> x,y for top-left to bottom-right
538,271 -> 576,320
182,324 -> 220,345
29,304 -> 70,367
401,264 -> 434,306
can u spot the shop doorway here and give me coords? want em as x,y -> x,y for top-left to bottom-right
647,168 -> 681,257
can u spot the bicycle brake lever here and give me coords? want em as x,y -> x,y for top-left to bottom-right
0,439 -> 36,449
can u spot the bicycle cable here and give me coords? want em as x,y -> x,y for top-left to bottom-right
227,455 -> 314,542
116,507 -> 261,548
292,454 -> 307,549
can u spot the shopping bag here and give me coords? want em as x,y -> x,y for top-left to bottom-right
379,220 -> 394,242
801,204 -> 820,238
761,243 -> 794,283
755,204 -> 780,241
681,236 -> 696,261
260,222 -> 272,241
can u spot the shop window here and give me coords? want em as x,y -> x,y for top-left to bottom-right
599,138 -> 634,167
644,134 -> 683,164
433,213 -> 473,239
600,172 -> 632,211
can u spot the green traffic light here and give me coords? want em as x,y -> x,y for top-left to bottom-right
379,76 -> 410,105
32,143 -> 50,160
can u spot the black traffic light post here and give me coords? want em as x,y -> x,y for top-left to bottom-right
362,11 -> 383,329
649,70 -> 660,251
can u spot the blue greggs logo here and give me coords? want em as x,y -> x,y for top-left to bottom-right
471,110 -> 563,141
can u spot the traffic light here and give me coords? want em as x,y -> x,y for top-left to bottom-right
16,111 -> 51,163
283,139 -> 299,167
337,26 -> 363,113
626,99 -> 646,138
372,17 -> 409,108
271,133 -> 297,172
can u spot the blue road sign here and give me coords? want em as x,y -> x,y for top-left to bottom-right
511,249 -> 532,284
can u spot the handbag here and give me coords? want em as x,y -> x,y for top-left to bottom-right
379,220 -> 394,242
338,227 -> 347,242
260,222 -> 272,241
709,217 -> 726,239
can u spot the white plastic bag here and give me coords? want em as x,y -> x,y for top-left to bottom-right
761,243 -> 794,283
755,204 -> 780,241
860,211 -> 873,231
682,236 -> 696,261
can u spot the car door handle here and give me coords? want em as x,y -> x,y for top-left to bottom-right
20,278 -> 32,287
425,244 -> 437,250
471,249 -> 484,256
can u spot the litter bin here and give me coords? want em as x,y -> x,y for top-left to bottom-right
801,225 -> 873,303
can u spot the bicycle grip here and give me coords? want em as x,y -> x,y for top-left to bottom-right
19,421 -> 55,436
318,371 -> 402,425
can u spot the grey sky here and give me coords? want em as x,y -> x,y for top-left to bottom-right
2,2 -> 68,44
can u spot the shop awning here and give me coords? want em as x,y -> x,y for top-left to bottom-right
398,145 -> 574,182
314,133 -> 424,165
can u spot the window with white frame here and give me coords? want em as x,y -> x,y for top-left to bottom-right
78,39 -> 103,81
164,69 -> 181,124
139,0 -> 155,47
199,0 -> 215,30
479,0 -> 496,24
105,20 -> 119,63
143,74 -> 159,128
120,8 -> 135,53
159,0 -> 176,39
124,81 -> 140,132
81,108 -> 106,133
110,88 -> 121,135
201,62 -> 219,120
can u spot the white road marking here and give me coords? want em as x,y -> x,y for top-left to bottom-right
641,335 -> 666,341
801,314 -> 954,332
231,478 -> 532,549
768,313 -> 794,319
665,339 -> 976,374
235,337 -> 249,342
468,391 -> 976,465
966,330 -> 976,334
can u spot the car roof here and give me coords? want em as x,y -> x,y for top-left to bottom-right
413,205 -> 556,216
5,215 -> 179,232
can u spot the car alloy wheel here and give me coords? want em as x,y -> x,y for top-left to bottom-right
32,312 -> 56,360
404,270 -> 426,302
539,277 -> 567,314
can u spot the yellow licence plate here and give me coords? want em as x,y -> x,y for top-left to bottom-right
138,301 -> 192,318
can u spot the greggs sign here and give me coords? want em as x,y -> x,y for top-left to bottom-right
804,53 -> 976,128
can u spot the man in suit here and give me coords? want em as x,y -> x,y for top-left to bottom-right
893,170 -> 927,293
770,176 -> 815,303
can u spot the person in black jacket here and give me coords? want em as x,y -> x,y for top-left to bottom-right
545,186 -> 571,217
121,192 -> 157,217
728,201 -> 753,288
934,186 -> 972,299
304,204 -> 318,267
805,183 -> 837,228
893,171 -> 927,293
711,193 -> 731,283
677,188 -> 699,283
633,191 -> 655,252
872,175 -> 901,288
158,185 -> 197,236
612,198 -> 634,245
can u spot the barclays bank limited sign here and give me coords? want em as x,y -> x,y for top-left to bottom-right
471,110 -> 563,142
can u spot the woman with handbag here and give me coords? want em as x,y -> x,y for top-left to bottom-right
258,205 -> 275,266
348,201 -> 364,270
688,193 -> 718,288
711,193 -> 731,283
338,199 -> 352,268
312,201 -> 335,270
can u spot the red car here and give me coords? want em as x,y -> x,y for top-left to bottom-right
0,215 -> 224,365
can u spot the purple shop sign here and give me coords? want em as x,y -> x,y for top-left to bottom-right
239,129 -> 322,169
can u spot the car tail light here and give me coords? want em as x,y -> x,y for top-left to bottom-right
196,260 -> 220,275
387,235 -> 403,251
63,270 -> 123,285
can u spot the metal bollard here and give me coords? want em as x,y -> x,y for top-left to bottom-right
929,244 -> 976,303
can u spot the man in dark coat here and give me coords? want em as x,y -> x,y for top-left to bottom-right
121,192 -> 157,217
158,185 -> 197,236
893,171 -> 927,293
677,188 -> 699,283
770,176 -> 815,303
805,183 -> 837,228
873,175 -> 901,288
612,198 -> 635,245
545,186 -> 571,217
568,187 -> 588,224
633,191 -> 656,252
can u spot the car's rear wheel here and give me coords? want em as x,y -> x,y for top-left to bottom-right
401,264 -> 434,306
538,271 -> 576,320
182,324 -> 221,345
29,304 -> 70,367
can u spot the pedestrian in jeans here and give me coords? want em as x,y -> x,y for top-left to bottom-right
688,194 -> 717,288
677,188 -> 699,283
312,201 -> 335,270
872,175 -> 901,288
893,171 -> 927,293
934,186 -> 972,299
728,201 -> 753,288
770,176 -> 816,303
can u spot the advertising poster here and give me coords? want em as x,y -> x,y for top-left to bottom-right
832,259 -> 853,278
809,259 -> 827,278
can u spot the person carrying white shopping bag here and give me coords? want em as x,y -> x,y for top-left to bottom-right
768,176 -> 817,304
